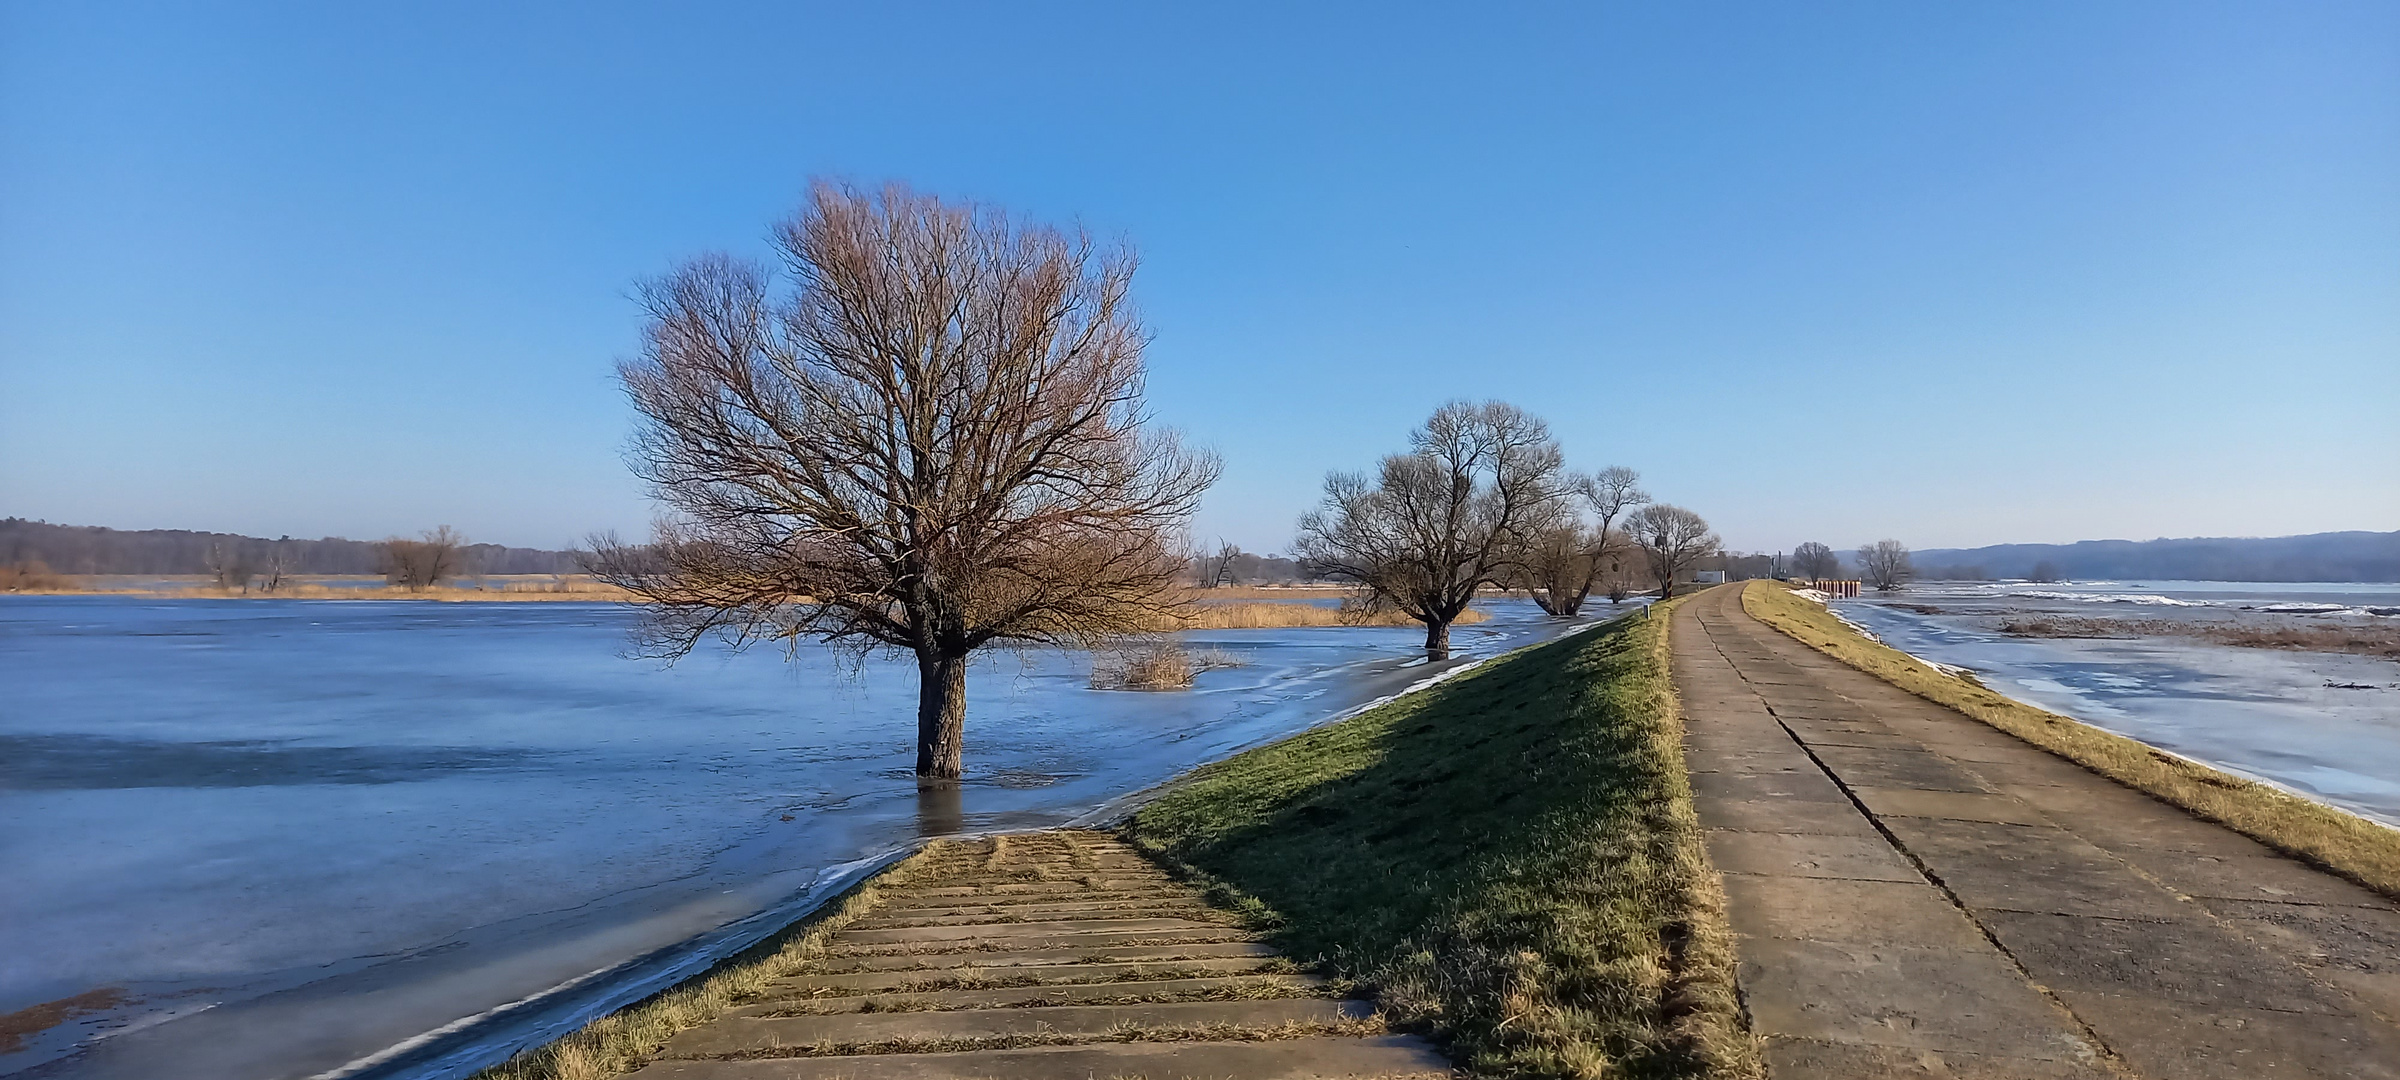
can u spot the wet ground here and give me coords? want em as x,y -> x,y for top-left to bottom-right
0,596 -> 1630,1080
1830,581 -> 2400,826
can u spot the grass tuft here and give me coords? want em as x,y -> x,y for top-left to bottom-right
1124,603 -> 1759,1079
1743,580 -> 2400,901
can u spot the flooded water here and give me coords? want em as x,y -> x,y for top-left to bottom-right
0,596 -> 1621,1080
1830,581 -> 2400,827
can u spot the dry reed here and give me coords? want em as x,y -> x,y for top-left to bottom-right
1091,642 -> 1253,690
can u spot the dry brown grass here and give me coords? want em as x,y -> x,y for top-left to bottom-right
1190,585 -> 1357,600
19,575 -> 634,603
1744,580 -> 2400,902
1091,643 -> 1254,690
0,560 -> 77,592
471,843 -> 944,1080
1998,614 -> 2400,661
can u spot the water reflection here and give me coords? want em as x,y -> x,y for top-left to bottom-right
914,783 -> 964,837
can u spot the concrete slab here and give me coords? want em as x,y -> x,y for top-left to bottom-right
1683,747 -> 1820,774
808,941 -> 1277,973
2054,991 -> 2400,1080
2210,899 -> 2400,1017
729,974 -> 1323,1016
1695,793 -> 1882,836
1705,830 -> 1922,882
771,956 -> 1281,992
1980,910 -> 2350,1015
1877,817 -> 2192,920
1803,746 -> 1995,793
1761,1036 -> 2111,1079
1847,787 -> 2053,827
1735,937 -> 2097,1060
1690,768 -> 1851,803
832,917 -> 1227,944
2113,850 -> 2392,909
1718,876 -> 1988,950
663,998 -> 1377,1055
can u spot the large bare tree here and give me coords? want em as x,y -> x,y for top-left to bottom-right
1625,504 -> 1718,599
379,526 -> 465,592
1581,465 -> 1649,602
1790,541 -> 1840,580
1512,465 -> 1646,617
590,181 -> 1218,785
1858,539 -> 1914,591
1296,400 -> 1564,659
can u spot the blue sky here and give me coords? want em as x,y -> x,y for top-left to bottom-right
4,2 -> 2394,555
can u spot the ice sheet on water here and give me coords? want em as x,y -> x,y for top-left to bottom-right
2007,590 -> 2211,606
0,595 -> 1602,1080
1832,595 -> 2400,831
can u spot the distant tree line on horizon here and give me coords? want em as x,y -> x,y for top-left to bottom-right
0,518 -> 583,578
1778,531 -> 2398,584
1910,531 -> 2399,583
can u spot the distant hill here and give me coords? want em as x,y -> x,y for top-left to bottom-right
0,519 -> 583,576
1913,530 -> 2400,583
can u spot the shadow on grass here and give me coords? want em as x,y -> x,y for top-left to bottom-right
1127,608 -> 1752,1079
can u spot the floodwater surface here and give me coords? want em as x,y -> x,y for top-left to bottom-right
1832,581 -> 2400,826
0,596 -> 1621,1080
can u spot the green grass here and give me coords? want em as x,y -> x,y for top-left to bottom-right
1125,602 -> 1759,1080
1744,580 -> 2400,902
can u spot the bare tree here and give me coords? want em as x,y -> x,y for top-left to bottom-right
1513,508 -> 1597,617
204,542 -> 252,593
380,526 -> 466,591
2027,559 -> 2061,584
1580,465 -> 1649,606
1198,539 -> 1242,588
259,538 -> 295,593
587,181 -> 1219,785
1858,539 -> 1914,591
1790,541 -> 1840,580
1295,400 -> 1564,659
1625,504 -> 1719,599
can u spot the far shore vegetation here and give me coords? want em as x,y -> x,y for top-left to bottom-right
1127,601 -> 1758,1079
1744,580 -> 2400,902
1998,613 -> 2400,661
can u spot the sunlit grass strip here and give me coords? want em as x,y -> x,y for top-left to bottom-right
1126,601 -> 1760,1079
1743,580 -> 2400,901
470,843 -> 943,1080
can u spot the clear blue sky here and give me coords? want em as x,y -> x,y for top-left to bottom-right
5,2 -> 2395,555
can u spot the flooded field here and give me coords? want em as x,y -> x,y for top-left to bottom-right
1831,581 -> 2400,826
0,596 -> 1624,1080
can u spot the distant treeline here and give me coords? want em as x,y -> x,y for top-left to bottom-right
0,519 -> 583,576
1913,530 -> 2400,583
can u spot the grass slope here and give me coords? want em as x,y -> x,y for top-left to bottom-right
1743,580 -> 2400,901
1125,602 -> 1758,1080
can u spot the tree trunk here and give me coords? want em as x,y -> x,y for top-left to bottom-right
915,652 -> 967,785
1425,619 -> 1452,661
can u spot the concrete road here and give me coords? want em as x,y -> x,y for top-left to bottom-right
1674,583 -> 2400,1079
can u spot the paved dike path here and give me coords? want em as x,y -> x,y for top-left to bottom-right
628,830 -> 1445,1079
1675,583 -> 2400,1078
